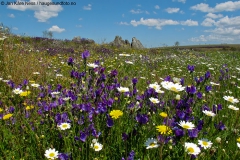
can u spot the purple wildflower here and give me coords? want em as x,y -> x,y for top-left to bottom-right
136,113 -> 149,125
187,65 -> 195,73
82,50 -> 90,59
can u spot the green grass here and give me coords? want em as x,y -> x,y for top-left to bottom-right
0,33 -> 240,159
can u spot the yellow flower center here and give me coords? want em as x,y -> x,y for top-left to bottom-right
150,143 -> 156,147
187,147 -> 194,153
202,141 -> 208,146
206,113 -> 212,116
62,124 -> 68,128
182,125 -> 190,129
94,145 -> 99,149
49,153 -> 55,157
152,100 -> 157,103
229,98 -> 233,103
170,87 -> 178,92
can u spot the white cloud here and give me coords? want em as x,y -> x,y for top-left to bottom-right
179,10 -> 185,14
193,15 -> 240,43
201,18 -> 215,27
165,8 -> 180,13
205,13 -> 223,19
83,4 -> 92,10
130,9 -> 143,14
130,18 -> 198,29
155,5 -> 160,9
119,22 -> 129,25
172,0 -> 186,3
191,1 -> 240,13
189,34 -> 235,42
79,18 -> 83,20
34,10 -> 58,22
7,0 -> 63,22
206,27 -> 240,36
130,18 -> 179,30
8,14 -> 15,18
130,9 -> 149,14
48,25 -> 65,33
215,16 -> 240,27
13,27 -> 18,30
181,19 -> 198,26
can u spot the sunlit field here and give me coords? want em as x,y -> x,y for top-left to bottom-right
1,30 -> 240,160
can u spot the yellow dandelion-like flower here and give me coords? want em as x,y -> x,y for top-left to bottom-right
3,114 -> 13,120
237,137 -> 240,143
110,110 -> 123,119
156,125 -> 172,135
26,105 -> 34,110
20,91 -> 31,97
0,108 -> 3,112
159,112 -> 168,118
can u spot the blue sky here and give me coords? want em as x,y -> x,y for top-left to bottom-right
1,0 -> 240,47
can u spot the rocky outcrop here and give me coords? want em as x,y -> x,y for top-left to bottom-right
131,37 -> 144,49
72,36 -> 81,42
110,36 -> 144,49
72,36 -> 95,45
110,36 -> 130,48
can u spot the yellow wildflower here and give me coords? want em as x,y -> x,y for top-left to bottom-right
110,110 -> 123,119
159,112 -> 168,118
3,114 -> 13,120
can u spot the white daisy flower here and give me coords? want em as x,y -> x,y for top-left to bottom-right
228,105 -> 239,111
149,97 -> 160,104
51,91 -> 61,95
223,96 -> 239,103
237,143 -> 240,148
117,87 -> 129,93
31,83 -> 40,88
44,148 -> 59,159
155,89 -> 164,94
125,61 -> 134,64
87,63 -> 98,68
149,82 -> 161,91
161,81 -> 185,92
33,72 -> 40,75
56,74 -> 63,77
90,142 -> 103,151
57,122 -> 71,130
198,139 -> 213,149
63,97 -> 70,101
145,138 -> 159,149
202,110 -> 216,117
184,142 -> 201,155
12,88 -> 23,94
178,121 -> 195,130
210,82 -> 220,86
119,53 -> 131,56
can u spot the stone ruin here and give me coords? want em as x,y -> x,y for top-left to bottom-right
110,36 -> 144,49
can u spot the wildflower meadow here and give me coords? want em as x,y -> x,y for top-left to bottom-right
1,28 -> 240,160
